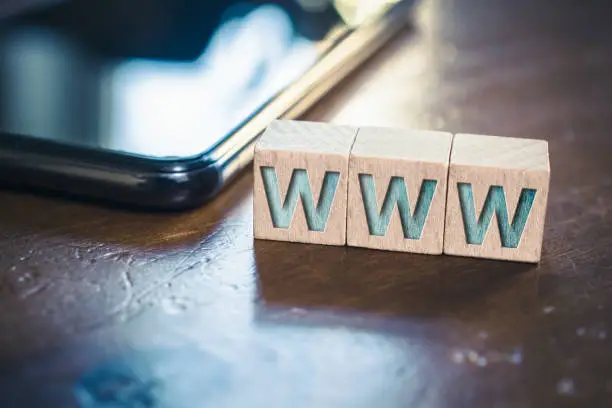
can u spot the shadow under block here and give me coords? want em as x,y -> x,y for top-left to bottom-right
253,120 -> 358,246
444,134 -> 550,263
347,128 -> 453,254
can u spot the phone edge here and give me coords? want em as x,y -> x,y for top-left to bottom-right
0,0 -> 415,210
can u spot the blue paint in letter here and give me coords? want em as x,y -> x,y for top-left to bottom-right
359,174 -> 437,240
457,183 -> 537,248
260,167 -> 340,232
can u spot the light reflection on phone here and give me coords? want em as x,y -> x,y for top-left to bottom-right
0,0 -> 404,159
107,4 -> 319,158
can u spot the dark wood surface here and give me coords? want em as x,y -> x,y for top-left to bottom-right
2,0 -> 612,406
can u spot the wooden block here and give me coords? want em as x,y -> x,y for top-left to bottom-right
444,134 -> 550,263
347,127 -> 453,254
253,120 -> 358,246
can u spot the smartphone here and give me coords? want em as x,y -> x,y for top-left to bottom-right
0,0 -> 415,209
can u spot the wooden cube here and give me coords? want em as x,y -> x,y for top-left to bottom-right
347,127 -> 453,254
253,120 -> 358,246
444,134 -> 550,263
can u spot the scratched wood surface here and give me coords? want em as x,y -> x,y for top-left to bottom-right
1,0 -> 612,406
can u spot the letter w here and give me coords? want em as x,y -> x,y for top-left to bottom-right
359,174 -> 437,240
458,183 -> 537,248
260,167 -> 340,231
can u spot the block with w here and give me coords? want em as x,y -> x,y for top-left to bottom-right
253,120 -> 358,245
347,128 -> 453,254
444,134 -> 550,263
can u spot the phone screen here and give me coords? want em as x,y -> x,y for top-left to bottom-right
0,0 -> 400,159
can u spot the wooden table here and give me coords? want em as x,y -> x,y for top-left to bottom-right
2,0 -> 612,406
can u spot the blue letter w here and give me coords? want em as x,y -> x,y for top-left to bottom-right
458,183 -> 537,248
260,167 -> 340,232
359,174 -> 437,240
